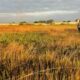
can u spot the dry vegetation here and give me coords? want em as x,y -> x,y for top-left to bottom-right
0,24 -> 80,80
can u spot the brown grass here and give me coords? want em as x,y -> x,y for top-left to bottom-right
0,24 -> 80,80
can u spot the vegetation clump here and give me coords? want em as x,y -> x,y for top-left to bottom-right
0,31 -> 80,80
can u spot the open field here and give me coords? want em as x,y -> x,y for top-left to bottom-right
0,24 -> 76,33
0,24 -> 80,80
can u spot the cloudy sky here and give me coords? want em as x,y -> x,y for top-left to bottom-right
0,0 -> 80,23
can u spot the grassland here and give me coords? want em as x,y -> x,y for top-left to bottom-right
0,24 -> 80,80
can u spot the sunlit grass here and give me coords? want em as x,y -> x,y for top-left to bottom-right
0,24 -> 80,80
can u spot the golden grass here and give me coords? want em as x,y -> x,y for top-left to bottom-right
0,24 -> 76,33
0,24 -> 80,80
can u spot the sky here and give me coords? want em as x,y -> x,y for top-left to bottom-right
0,0 -> 80,23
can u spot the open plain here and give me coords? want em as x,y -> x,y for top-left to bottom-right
0,23 -> 80,80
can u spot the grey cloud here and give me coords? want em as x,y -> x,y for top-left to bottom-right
0,0 -> 80,12
0,0 -> 80,22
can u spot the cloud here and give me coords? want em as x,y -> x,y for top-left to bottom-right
19,10 -> 78,16
0,10 -> 79,18
0,13 -> 16,17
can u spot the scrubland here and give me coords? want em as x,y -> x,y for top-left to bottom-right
0,24 -> 80,80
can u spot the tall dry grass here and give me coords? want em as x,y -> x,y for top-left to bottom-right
0,29 -> 80,80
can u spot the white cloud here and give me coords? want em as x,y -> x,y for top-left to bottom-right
0,13 -> 16,17
19,10 -> 78,16
0,10 -> 79,17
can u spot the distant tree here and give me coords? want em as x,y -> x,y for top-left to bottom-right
34,19 -> 54,24
67,20 -> 71,22
66,20 -> 71,24
46,19 -> 54,24
63,21 -> 66,22
19,21 -> 27,25
34,21 -> 38,23
34,20 -> 46,23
